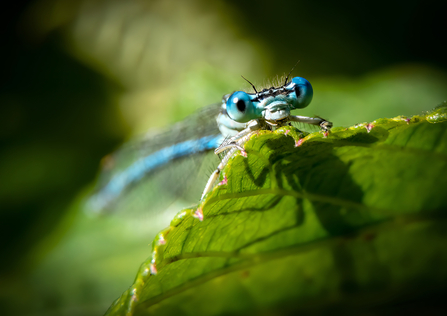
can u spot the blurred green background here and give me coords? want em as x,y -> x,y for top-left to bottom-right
1,0 -> 446,315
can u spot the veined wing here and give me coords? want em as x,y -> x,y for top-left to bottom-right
86,102 -> 223,217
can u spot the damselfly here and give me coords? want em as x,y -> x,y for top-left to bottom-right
87,72 -> 332,216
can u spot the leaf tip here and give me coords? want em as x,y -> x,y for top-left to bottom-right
365,123 -> 375,133
218,175 -> 228,186
150,263 -> 158,275
295,138 -> 305,147
193,207 -> 204,221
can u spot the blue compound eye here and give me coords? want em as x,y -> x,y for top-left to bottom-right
226,91 -> 258,123
290,77 -> 313,109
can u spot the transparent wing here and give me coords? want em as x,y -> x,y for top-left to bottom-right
86,103 -> 223,220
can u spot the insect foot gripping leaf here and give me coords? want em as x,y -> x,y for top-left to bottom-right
106,105 -> 447,316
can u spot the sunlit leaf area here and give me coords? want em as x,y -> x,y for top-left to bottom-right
108,109 -> 447,316
1,1 -> 446,315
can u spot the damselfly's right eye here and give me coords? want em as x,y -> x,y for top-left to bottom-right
226,91 -> 258,123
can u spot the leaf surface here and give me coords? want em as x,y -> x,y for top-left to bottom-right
107,105 -> 447,315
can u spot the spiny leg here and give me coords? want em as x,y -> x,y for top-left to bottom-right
201,131 -> 254,200
289,115 -> 332,136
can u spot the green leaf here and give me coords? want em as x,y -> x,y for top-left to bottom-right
106,104 -> 447,315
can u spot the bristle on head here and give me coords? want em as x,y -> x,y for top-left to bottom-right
240,61 -> 300,92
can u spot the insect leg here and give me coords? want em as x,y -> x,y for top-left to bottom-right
289,115 -> 333,132
201,127 -> 256,200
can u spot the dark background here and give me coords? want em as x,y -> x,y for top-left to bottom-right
1,0 -> 446,315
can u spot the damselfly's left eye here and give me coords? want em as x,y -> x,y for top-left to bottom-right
226,91 -> 258,123
290,77 -> 313,109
